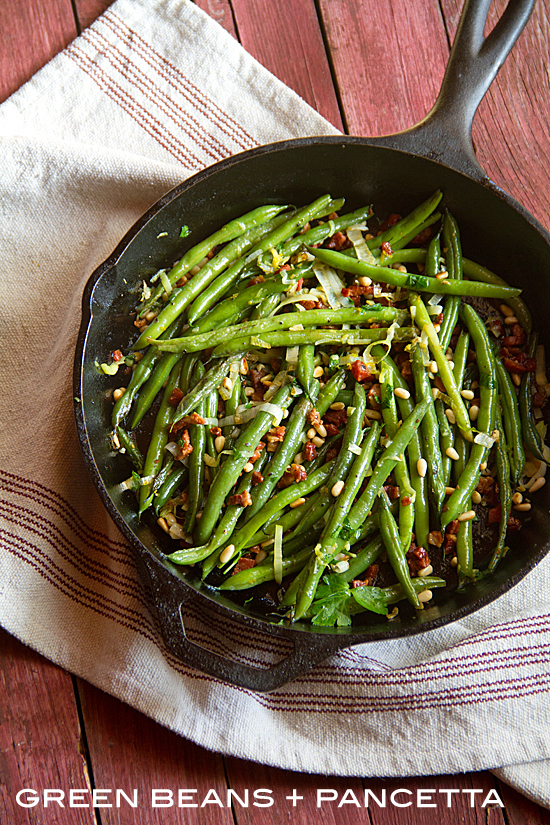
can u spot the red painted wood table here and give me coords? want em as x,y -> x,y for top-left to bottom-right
2,0 -> 550,823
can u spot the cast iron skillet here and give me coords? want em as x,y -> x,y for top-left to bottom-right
74,0 -> 550,691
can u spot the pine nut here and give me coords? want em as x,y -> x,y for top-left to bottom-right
480,462 -> 487,471
315,423 -> 328,438
113,387 -> 125,402
222,377 -> 233,391
446,447 -> 460,460
394,387 -> 411,400
429,360 -> 438,373
445,408 -> 456,425
165,512 -> 176,527
307,427 -> 316,439
461,389 -> 475,400
450,556 -> 458,567
514,502 -> 532,512
418,589 -> 433,602
313,366 -> 325,378
530,476 -> 546,493
239,357 -> 249,374
418,564 -> 433,577
436,271 -> 449,280
243,462 -> 254,473
157,517 -> 169,533
445,486 -> 456,496
417,458 -> 427,478
471,490 -> 482,505
458,510 -> 476,521
358,276 -> 372,286
511,373 -> 522,387
219,545 -> 236,564
256,549 -> 267,563
312,436 -> 325,447
290,497 -> 306,508
504,315 -> 518,325
512,492 -> 523,505
365,409 -> 382,419
330,401 -> 346,410
214,435 -> 225,452
244,386 -> 255,397
500,304 -> 514,316
469,404 -> 480,421
331,480 -> 345,497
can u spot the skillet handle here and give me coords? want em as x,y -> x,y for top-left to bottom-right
388,0 -> 535,179
142,555 -> 350,692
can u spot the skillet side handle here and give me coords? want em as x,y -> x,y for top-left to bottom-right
389,0 -> 535,179
142,556 -> 349,692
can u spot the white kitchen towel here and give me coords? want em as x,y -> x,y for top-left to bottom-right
1,0 -> 549,809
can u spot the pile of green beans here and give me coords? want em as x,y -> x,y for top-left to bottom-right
105,191 -> 548,627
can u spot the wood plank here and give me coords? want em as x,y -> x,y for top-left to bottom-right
0,629 -> 94,824
317,0 -> 449,137
440,0 -> 550,229
76,678 -> 234,825
229,0 -> 343,129
225,756 -> 372,825
194,0 -> 237,38
496,779 -> 550,824
363,773 -> 506,825
74,0 -> 114,32
0,0 -> 77,103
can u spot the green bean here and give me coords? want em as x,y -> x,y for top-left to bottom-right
153,306 -> 403,353
456,510 -> 474,579
252,492 -> 321,543
488,405 -> 513,573
424,231 -> 441,279
441,304 -> 498,528
184,364 -> 207,533
411,345 -> 445,513
296,344 -> 317,399
115,426 -> 143,472
326,381 -> 367,487
379,490 -> 420,608
372,347 -> 430,549
172,357 -> 233,424
519,334 -> 546,463
194,383 -> 293,544
323,420 -> 380,542
189,279 -> 289,334
494,357 -> 525,484
379,576 -> 446,607
185,212 -> 294,322
387,213 -> 441,252
338,535 -> 384,582
462,258 -> 532,334
218,545 -> 313,591
154,466 -> 189,515
435,399 -> 453,488
367,191 -> 443,251
437,210 -> 463,352
279,564 -> 310,607
139,204 -> 291,314
111,318 -> 183,427
129,351 -> 183,430
256,203 -> 371,270
345,399 -> 430,536
250,292 -> 281,321
212,326 -> 415,358
411,294 -> 473,441
242,394 -> 314,523
379,363 -> 416,547
215,460 -> 334,559
316,369 -> 348,416
307,247 -> 521,299
138,361 -> 181,514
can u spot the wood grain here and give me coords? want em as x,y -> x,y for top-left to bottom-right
230,0 -> 343,129
0,0 -> 77,103
194,0 -> 237,38
440,0 -> 550,230
0,630 -> 94,825
75,678 -> 234,825
317,0 -> 449,136
74,0 -> 114,32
